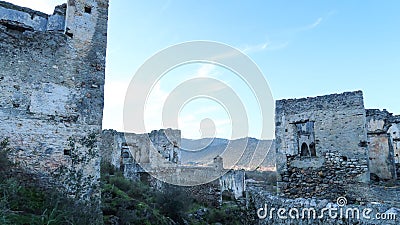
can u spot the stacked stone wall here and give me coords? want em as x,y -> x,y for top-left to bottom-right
275,91 -> 369,201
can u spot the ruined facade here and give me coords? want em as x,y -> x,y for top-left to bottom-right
0,0 -> 109,205
101,129 -> 181,172
276,91 -> 399,200
101,129 -> 246,205
367,109 -> 400,180
276,91 -> 370,200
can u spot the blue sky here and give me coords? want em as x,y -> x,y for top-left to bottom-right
7,1 -> 400,140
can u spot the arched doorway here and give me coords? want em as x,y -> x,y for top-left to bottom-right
300,142 -> 309,156
309,142 -> 316,157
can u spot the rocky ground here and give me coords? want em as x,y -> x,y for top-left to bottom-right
248,186 -> 400,225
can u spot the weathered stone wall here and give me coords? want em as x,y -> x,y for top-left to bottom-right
143,170 -> 246,207
397,164 -> 400,180
0,1 -> 66,32
101,129 -> 125,170
101,129 -> 246,205
366,109 -> 398,180
138,160 -> 245,206
149,129 -> 181,164
101,128 -> 185,186
220,169 -> 246,199
388,117 -> 400,179
344,183 -> 400,208
0,0 -> 109,208
275,91 -> 369,200
100,129 -> 182,170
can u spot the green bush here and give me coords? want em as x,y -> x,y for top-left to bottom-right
0,143 -> 100,225
154,185 -> 193,223
1,154 -> 252,225
0,138 -> 11,171
0,178 -> 100,225
109,175 -> 133,193
101,162 -> 173,225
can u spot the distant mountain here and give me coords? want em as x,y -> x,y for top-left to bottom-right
181,137 -> 275,170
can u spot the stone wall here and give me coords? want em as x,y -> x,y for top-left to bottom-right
138,160 -> 246,206
220,169 -> 246,199
397,164 -> 400,180
100,129 -> 182,170
101,129 -> 246,205
0,1 -> 65,32
0,0 -> 109,208
149,129 -> 181,164
389,120 -> 400,178
388,117 -> 400,179
366,109 -> 398,180
101,129 -> 125,170
275,91 -> 369,200
142,170 -> 246,207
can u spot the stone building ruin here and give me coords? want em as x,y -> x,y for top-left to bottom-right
367,109 -> 400,180
1,0 -> 398,221
0,0 -> 109,205
101,129 -> 182,178
101,129 -> 246,206
275,91 -> 399,201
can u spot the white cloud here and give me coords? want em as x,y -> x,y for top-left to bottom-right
241,42 -> 269,53
296,10 -> 337,33
300,17 -> 323,31
102,79 -> 130,131
309,17 -> 323,29
241,41 -> 289,54
196,64 -> 216,77
242,12 -> 336,55
6,0 -> 66,14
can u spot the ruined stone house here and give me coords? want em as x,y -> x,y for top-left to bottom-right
101,129 -> 246,206
367,109 -> 400,180
0,0 -> 109,205
101,129 -> 182,179
275,91 -> 399,200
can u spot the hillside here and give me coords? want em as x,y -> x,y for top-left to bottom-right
181,138 -> 275,170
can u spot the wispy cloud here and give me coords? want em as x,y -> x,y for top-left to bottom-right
308,17 -> 323,29
241,42 -> 269,54
241,17 -> 321,54
297,17 -> 323,32
295,10 -> 336,33
241,41 -> 289,54
196,64 -> 217,77
193,63 -> 235,86
242,11 -> 336,55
